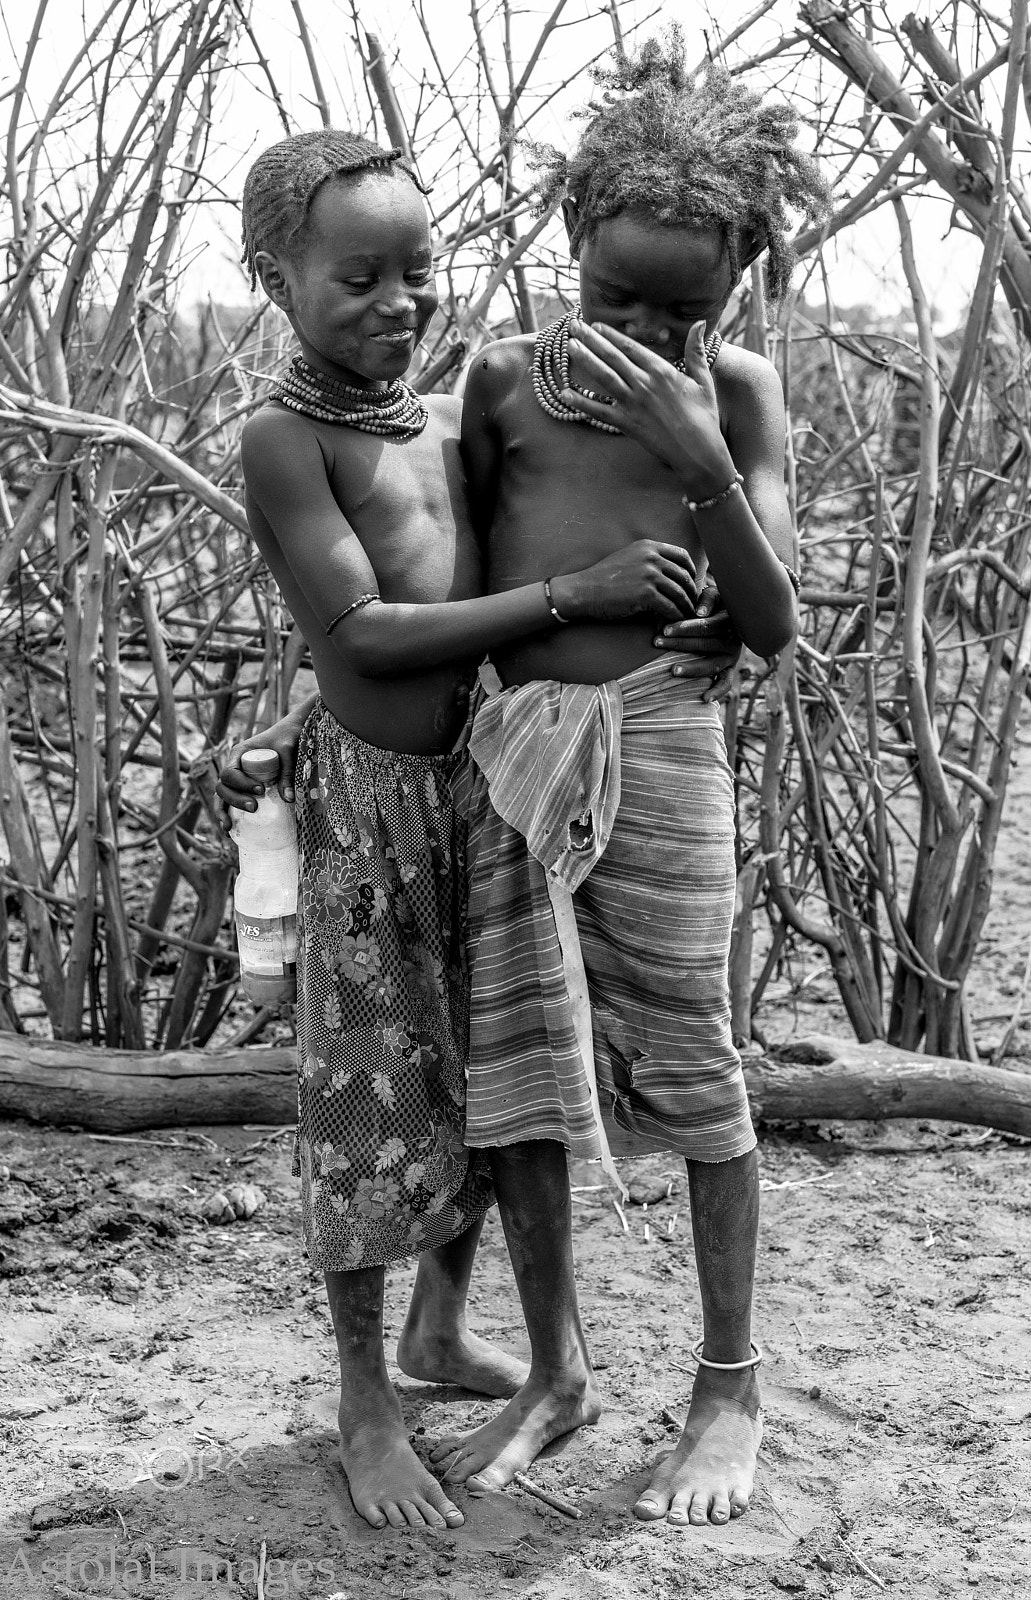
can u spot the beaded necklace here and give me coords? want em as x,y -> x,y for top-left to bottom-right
271,356 -> 428,439
531,309 -> 722,435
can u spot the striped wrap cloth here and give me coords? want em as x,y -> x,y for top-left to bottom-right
458,654 -> 757,1175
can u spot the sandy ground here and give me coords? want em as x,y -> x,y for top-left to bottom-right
1,1114 -> 1029,1600
1,741 -> 1029,1599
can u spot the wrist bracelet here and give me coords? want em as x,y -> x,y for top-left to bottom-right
683,471 -> 744,515
543,577 -> 570,624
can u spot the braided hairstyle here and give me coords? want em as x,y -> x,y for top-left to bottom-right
530,29 -> 830,301
241,129 -> 426,290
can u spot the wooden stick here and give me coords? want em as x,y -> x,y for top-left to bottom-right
993,936 -> 1031,1069
86,1130 -> 218,1149
291,0 -> 331,126
364,31 -> 413,159
0,692 -> 65,1027
839,1536 -> 886,1591
760,1171 -> 838,1193
512,1473 -> 581,1520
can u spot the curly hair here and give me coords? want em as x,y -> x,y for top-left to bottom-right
530,29 -> 830,301
241,129 -> 426,291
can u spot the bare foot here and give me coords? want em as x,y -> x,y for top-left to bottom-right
339,1396 -> 465,1530
428,1367 -> 602,1491
396,1313 -> 529,1398
634,1367 -> 762,1526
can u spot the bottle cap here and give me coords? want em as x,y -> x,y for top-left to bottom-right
240,749 -> 280,782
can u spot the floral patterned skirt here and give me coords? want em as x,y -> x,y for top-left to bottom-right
293,704 -> 494,1271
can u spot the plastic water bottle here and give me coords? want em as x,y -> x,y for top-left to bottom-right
231,749 -> 298,1007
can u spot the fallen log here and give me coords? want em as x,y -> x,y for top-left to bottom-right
0,1035 -> 296,1132
0,1031 -> 1028,1137
744,1034 -> 1031,1139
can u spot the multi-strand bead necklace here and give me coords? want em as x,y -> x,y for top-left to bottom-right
270,356 -> 428,439
531,308 -> 722,435
527,311 -> 803,591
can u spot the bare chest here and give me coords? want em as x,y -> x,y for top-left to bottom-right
497,381 -> 694,537
323,427 -> 479,601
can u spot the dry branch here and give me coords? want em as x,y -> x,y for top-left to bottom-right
0,386 -> 247,533
799,1 -> 1031,333
363,32 -> 413,158
0,694 -> 65,1027
2,0 -> 1031,1064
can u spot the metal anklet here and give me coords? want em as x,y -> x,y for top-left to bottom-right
691,1338 -> 763,1371
543,576 -> 570,623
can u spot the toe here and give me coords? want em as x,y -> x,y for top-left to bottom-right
383,1502 -> 408,1529
666,1491 -> 692,1528
688,1491 -> 711,1526
729,1489 -> 750,1519
633,1490 -> 669,1522
429,1437 -> 461,1463
425,1483 -> 464,1528
470,1465 -> 512,1491
709,1489 -> 732,1525
442,1453 -> 474,1484
350,1489 -> 389,1529
635,1453 -> 676,1521
399,1499 -> 429,1528
356,1504 -> 387,1530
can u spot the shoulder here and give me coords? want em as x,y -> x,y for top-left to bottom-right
476,332 -> 535,370
241,402 -> 330,494
713,342 -> 784,407
713,345 -> 786,452
712,345 -> 789,483
242,401 -> 320,457
423,390 -> 462,434
464,334 -> 534,400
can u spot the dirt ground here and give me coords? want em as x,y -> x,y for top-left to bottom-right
2,730 -> 1029,1600
1,1117 -> 1029,1600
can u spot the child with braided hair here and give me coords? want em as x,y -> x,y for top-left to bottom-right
428,34 -> 830,1527
220,126 -> 734,1532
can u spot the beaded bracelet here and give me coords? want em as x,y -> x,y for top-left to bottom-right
682,471 -> 744,515
543,577 -> 570,624
326,592 -> 379,634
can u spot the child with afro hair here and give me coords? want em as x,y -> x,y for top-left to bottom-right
429,30 -> 829,1529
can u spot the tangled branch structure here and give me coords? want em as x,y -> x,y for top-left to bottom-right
1,1 -> 1029,1062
